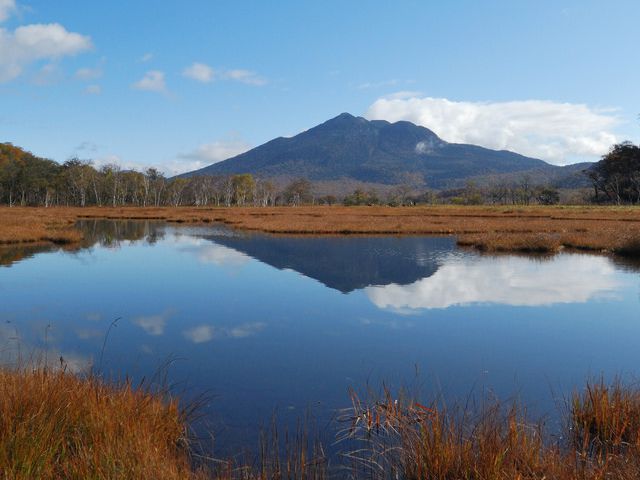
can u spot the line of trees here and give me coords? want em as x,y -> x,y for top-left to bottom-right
0,144 -> 316,207
2,141 -> 638,208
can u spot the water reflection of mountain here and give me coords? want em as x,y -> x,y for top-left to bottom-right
202,233 -> 457,292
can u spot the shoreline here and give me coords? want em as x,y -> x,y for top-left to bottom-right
2,205 -> 640,257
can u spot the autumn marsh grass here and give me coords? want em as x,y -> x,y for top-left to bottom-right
3,364 -> 640,479
340,379 -> 640,480
2,205 -> 640,258
0,367 -> 197,480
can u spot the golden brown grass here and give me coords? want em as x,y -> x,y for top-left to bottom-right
571,378 -> 640,473
341,380 -> 640,480
3,367 -> 640,479
0,207 -> 80,245
2,205 -> 640,257
0,367 -> 198,480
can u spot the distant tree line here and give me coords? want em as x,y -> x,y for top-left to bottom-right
0,143 -> 316,207
1,141 -> 638,207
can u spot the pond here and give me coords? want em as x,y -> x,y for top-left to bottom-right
1,220 -> 639,453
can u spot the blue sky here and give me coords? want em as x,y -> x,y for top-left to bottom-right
1,0 -> 638,173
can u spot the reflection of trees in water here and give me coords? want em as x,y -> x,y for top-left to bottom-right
0,244 -> 56,266
611,255 -> 640,274
0,220 -> 166,267
75,220 -> 166,248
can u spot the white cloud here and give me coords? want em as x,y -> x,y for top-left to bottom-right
85,84 -> 101,95
0,0 -> 15,22
139,52 -> 153,63
223,69 -> 266,86
183,62 -> 214,83
366,254 -> 623,312
132,70 -> 166,93
366,95 -> 619,165
0,23 -> 92,82
75,66 -> 102,80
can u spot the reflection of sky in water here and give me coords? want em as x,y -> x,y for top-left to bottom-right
1,222 -> 639,451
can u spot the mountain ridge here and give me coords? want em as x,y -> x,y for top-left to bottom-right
182,113 -> 591,188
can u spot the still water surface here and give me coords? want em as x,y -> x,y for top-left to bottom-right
1,220 -> 639,450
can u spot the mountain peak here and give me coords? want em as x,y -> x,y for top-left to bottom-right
183,113 -> 553,187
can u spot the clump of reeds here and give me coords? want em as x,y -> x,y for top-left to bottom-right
338,388 -> 572,479
0,367 -> 197,479
571,379 -> 640,464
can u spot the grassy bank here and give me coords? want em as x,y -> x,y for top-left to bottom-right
4,368 -> 640,479
2,205 -> 640,256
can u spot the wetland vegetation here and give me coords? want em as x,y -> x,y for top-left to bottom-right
2,218 -> 640,478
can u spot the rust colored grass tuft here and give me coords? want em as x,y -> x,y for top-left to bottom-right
0,368 -> 196,480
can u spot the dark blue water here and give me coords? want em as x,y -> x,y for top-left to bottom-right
1,220 -> 639,451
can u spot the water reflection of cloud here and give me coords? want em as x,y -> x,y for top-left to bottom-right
76,328 -> 103,340
183,325 -> 216,344
183,322 -> 265,344
178,238 -> 250,267
366,254 -> 624,311
133,310 -> 173,336
0,324 -> 92,373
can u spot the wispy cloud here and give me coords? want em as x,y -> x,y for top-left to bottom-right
32,62 -> 62,85
222,69 -> 266,86
182,63 -> 267,86
132,70 -> 166,93
182,62 -> 214,83
179,137 -> 251,164
366,94 -> 619,164
0,0 -> 16,23
356,79 -> 400,90
75,66 -> 102,80
84,84 -> 101,95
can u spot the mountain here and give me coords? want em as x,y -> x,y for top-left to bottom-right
183,113 -> 590,188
